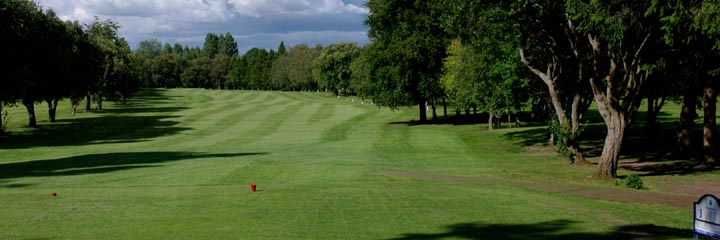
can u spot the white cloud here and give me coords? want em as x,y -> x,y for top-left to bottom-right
34,0 -> 369,51
228,0 -> 368,17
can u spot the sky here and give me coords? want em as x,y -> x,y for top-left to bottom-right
35,0 -> 370,53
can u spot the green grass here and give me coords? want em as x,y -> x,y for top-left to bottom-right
0,89 -> 701,239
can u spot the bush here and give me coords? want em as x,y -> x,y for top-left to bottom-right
626,174 -> 645,190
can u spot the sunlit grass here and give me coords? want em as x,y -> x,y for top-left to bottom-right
0,89 -> 698,239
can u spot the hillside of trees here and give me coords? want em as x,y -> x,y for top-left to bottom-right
2,0 -> 719,178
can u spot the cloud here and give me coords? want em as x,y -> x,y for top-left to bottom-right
34,0 -> 370,52
228,0 -> 368,17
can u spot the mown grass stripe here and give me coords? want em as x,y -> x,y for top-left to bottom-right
307,103 -> 336,126
321,110 -> 378,142
151,99 -> 294,148
219,102 -> 307,147
180,101 -> 302,147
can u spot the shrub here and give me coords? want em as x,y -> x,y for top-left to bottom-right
626,174 -> 645,190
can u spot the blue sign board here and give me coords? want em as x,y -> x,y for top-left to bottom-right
695,194 -> 720,239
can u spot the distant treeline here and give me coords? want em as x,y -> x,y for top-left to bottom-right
134,35 -> 365,96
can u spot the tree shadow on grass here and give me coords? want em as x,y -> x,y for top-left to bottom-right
501,109 -> 718,176
0,152 -> 267,184
0,115 -> 191,149
389,220 -> 689,240
0,88 -> 193,149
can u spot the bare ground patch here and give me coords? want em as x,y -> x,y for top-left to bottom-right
374,170 -> 701,210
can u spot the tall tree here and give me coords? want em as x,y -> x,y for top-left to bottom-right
513,0 -> 594,164
203,33 -> 220,58
313,42 -> 361,95
137,38 -> 162,58
277,41 -> 287,55
8,0 -> 46,127
365,0 -> 450,122
694,1 -> 720,168
443,2 -> 532,128
86,17 -> 123,111
243,48 -> 273,89
220,32 -> 238,56
567,0 -> 661,178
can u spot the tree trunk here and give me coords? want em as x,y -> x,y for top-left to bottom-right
488,111 -> 494,131
23,99 -> 37,128
592,111 -> 626,178
520,45 -> 589,165
443,99 -> 447,117
85,95 -> 92,112
677,88 -> 697,155
96,94 -> 103,111
46,100 -> 57,123
418,99 -> 427,122
646,95 -> 657,132
431,101 -> 437,120
702,80 -> 717,167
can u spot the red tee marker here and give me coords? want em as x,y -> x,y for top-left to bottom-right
250,184 -> 256,192
50,192 -> 57,197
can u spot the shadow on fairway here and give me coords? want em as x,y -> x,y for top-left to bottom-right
0,152 -> 267,183
389,220 -> 688,240
0,115 -> 191,149
501,111 -> 718,176
0,89 -> 191,149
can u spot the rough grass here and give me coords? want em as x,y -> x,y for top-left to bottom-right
0,89 -> 700,239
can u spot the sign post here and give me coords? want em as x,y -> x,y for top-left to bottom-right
695,194 -> 720,239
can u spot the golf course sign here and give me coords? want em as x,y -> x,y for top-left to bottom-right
695,194 -> 720,239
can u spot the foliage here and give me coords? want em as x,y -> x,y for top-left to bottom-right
549,120 -> 584,158
365,0 -> 450,121
626,174 -> 645,190
269,44 -> 322,91
313,42 -> 361,95
0,0 -> 137,128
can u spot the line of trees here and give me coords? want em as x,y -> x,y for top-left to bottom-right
1,0 -> 138,131
362,0 -> 720,178
134,37 -> 367,95
3,0 -> 717,178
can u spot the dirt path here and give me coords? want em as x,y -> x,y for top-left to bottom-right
374,170 -> 699,210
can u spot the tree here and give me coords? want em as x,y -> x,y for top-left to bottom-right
442,2 -> 532,128
313,42 -> 361,96
243,48 -> 273,89
220,33 -> 238,56
0,1 -> 73,127
203,33 -> 220,58
566,0 -> 661,178
86,17 -> 125,111
209,55 -> 232,89
513,0 -> 594,164
225,56 -> 247,90
693,1 -> 720,168
350,45 -> 372,98
271,44 -> 322,90
365,0 -> 450,122
181,56 -> 210,88
278,41 -> 287,55
137,38 -> 162,58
